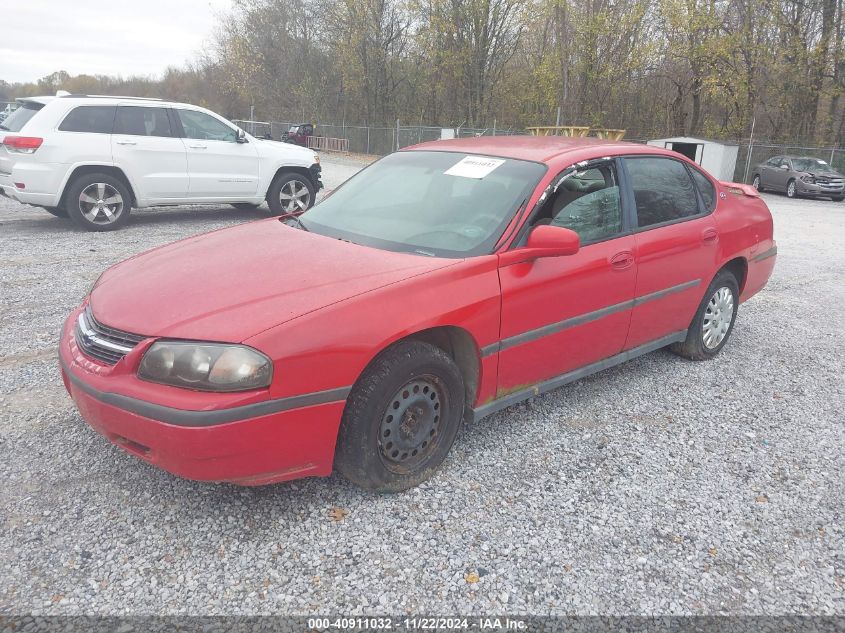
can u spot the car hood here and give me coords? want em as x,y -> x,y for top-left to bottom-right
803,170 -> 843,178
256,139 -> 315,162
90,219 -> 457,342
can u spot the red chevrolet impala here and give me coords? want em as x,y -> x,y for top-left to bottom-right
59,137 -> 776,491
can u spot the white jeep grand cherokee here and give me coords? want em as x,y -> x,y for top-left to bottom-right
0,93 -> 322,231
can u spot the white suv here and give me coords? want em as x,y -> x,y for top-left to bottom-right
0,93 -> 322,231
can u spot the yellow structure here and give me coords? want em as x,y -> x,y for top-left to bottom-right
526,126 -> 626,141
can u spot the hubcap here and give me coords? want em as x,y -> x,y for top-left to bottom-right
79,183 -> 123,224
702,286 -> 734,349
279,180 -> 310,212
788,182 -> 795,197
379,376 -> 444,471
752,176 -> 760,190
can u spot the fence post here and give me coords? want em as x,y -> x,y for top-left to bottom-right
366,127 -> 370,155
743,116 -> 756,183
396,119 -> 400,151
831,147 -> 836,165
493,118 -> 497,136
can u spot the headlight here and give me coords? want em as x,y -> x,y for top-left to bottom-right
313,154 -> 320,164
800,174 -> 816,184
138,342 -> 273,392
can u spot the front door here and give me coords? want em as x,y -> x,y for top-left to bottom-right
174,108 -> 260,199
497,159 -> 637,393
621,156 -> 720,350
112,105 -> 188,201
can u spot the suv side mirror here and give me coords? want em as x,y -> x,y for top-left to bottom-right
236,128 -> 247,144
499,225 -> 580,265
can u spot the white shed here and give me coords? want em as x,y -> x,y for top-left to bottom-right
647,136 -> 739,181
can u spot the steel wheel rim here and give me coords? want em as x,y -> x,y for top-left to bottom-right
787,181 -> 795,197
752,176 -> 760,190
79,183 -> 123,224
702,286 -> 734,349
379,375 -> 446,472
279,180 -> 310,212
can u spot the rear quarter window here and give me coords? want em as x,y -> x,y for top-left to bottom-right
0,102 -> 43,133
688,166 -> 716,212
58,106 -> 117,134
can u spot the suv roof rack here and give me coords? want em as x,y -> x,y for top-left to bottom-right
57,93 -> 163,101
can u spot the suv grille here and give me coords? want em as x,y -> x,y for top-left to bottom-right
74,306 -> 146,365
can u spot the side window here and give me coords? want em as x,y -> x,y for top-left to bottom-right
58,106 -> 116,134
689,166 -> 716,212
625,157 -> 700,228
765,157 -> 781,167
534,162 -> 623,244
114,107 -> 173,137
177,110 -> 237,142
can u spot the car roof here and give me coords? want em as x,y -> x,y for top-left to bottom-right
18,94 -> 199,108
405,135 -> 669,164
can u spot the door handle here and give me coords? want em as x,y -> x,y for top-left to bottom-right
189,144 -> 207,149
701,228 -> 719,243
115,140 -> 137,146
610,251 -> 635,270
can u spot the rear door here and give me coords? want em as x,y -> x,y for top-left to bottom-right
112,105 -> 188,201
174,108 -> 260,199
621,156 -> 720,350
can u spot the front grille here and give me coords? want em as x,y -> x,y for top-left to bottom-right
74,306 -> 146,365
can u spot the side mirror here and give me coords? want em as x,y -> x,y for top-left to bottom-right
236,128 -> 248,144
499,225 -> 580,265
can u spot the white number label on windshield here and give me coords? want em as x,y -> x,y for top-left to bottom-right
445,156 -> 506,179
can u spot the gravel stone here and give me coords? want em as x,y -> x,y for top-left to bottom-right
0,157 -> 843,615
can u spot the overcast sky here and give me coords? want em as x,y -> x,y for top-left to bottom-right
0,0 -> 232,84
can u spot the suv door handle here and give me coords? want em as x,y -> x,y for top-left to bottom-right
701,228 -> 719,243
189,144 -> 208,149
610,251 -> 635,270
115,140 -> 137,146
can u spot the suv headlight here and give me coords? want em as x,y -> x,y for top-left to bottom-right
138,342 -> 273,392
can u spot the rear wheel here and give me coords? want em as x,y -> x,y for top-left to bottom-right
786,179 -> 797,198
335,340 -> 465,492
266,172 -> 315,216
670,270 -> 739,361
65,174 -> 131,231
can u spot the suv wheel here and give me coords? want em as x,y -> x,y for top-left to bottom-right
267,172 -> 315,216
66,174 -> 131,231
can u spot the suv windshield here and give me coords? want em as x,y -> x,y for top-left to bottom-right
0,102 -> 43,132
792,158 -> 831,172
301,151 -> 545,258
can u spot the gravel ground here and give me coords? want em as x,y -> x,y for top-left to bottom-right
0,155 -> 842,617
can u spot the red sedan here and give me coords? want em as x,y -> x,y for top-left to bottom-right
59,137 -> 776,491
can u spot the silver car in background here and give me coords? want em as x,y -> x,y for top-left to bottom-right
752,155 -> 844,201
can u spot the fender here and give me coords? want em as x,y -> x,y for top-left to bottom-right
56,161 -> 141,208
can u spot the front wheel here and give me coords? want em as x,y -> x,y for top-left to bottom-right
65,174 -> 131,231
832,196 -> 844,202
335,341 -> 465,492
266,172 -> 316,216
751,174 -> 762,191
670,270 -> 739,361
786,179 -> 797,198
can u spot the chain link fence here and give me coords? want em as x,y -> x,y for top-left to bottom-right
232,117 -> 844,184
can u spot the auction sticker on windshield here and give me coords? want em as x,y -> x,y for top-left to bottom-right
445,155 -> 506,179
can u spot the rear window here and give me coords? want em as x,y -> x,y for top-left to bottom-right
0,102 -> 43,133
58,106 -> 116,133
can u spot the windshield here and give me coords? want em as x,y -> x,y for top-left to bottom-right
0,102 -> 42,132
300,151 -> 546,258
288,126 -> 300,133
792,158 -> 830,172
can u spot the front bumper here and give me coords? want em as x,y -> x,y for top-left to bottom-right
59,309 -> 346,485
796,180 -> 844,197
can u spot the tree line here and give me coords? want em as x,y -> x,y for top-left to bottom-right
2,0 -> 844,145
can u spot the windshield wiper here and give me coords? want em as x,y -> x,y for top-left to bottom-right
278,212 -> 309,232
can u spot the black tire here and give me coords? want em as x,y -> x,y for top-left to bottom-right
670,270 -> 740,361
832,196 -> 844,202
43,206 -> 68,218
231,203 -> 261,210
266,172 -> 316,216
65,173 -> 132,232
335,340 -> 465,492
786,178 -> 797,198
751,174 -> 762,191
